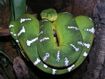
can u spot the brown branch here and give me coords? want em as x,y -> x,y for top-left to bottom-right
83,0 -> 105,79
0,27 -> 10,36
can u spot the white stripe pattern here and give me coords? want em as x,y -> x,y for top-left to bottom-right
67,64 -> 75,72
34,58 -> 41,65
83,52 -> 88,57
64,57 -> 69,66
20,18 -> 31,23
56,50 -> 61,62
18,26 -> 25,36
70,44 -> 79,52
43,64 -> 48,68
26,37 -> 38,46
43,53 -> 50,61
77,41 -> 90,48
9,25 -> 14,28
68,26 -> 79,30
85,27 -> 95,34
52,69 -> 56,75
40,37 -> 50,42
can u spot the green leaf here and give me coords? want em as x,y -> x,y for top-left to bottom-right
10,0 -> 26,20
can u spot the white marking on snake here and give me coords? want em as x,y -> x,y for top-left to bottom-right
84,43 -> 90,48
9,25 -> 14,28
40,37 -> 49,42
14,34 -> 16,36
10,32 -> 14,34
18,26 -> 25,36
10,32 -> 16,36
34,58 -> 41,65
26,37 -> 38,46
68,26 -> 79,30
89,18 -> 93,21
70,44 -> 79,52
43,64 -> 48,68
39,31 -> 44,35
83,52 -> 88,57
20,18 -> 31,23
77,41 -> 90,48
67,64 -> 75,72
86,27 -> 95,34
43,53 -> 50,61
77,41 -> 83,46
56,50 -> 60,62
52,69 -> 56,75
16,40 -> 19,43
64,57 -> 69,66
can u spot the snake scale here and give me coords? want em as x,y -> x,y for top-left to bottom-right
9,8 -> 95,75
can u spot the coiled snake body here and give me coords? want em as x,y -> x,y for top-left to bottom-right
9,9 -> 94,75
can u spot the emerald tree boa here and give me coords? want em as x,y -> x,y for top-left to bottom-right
9,8 -> 95,75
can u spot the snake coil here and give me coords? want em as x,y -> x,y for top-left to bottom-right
9,8 -> 95,75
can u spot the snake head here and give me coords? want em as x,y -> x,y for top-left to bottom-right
40,8 -> 57,21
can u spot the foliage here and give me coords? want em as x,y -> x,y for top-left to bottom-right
10,0 -> 26,20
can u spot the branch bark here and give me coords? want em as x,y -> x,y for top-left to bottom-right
83,0 -> 105,79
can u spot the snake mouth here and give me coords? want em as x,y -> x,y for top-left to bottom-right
53,29 -> 60,47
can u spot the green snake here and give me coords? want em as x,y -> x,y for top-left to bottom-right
9,8 -> 94,75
